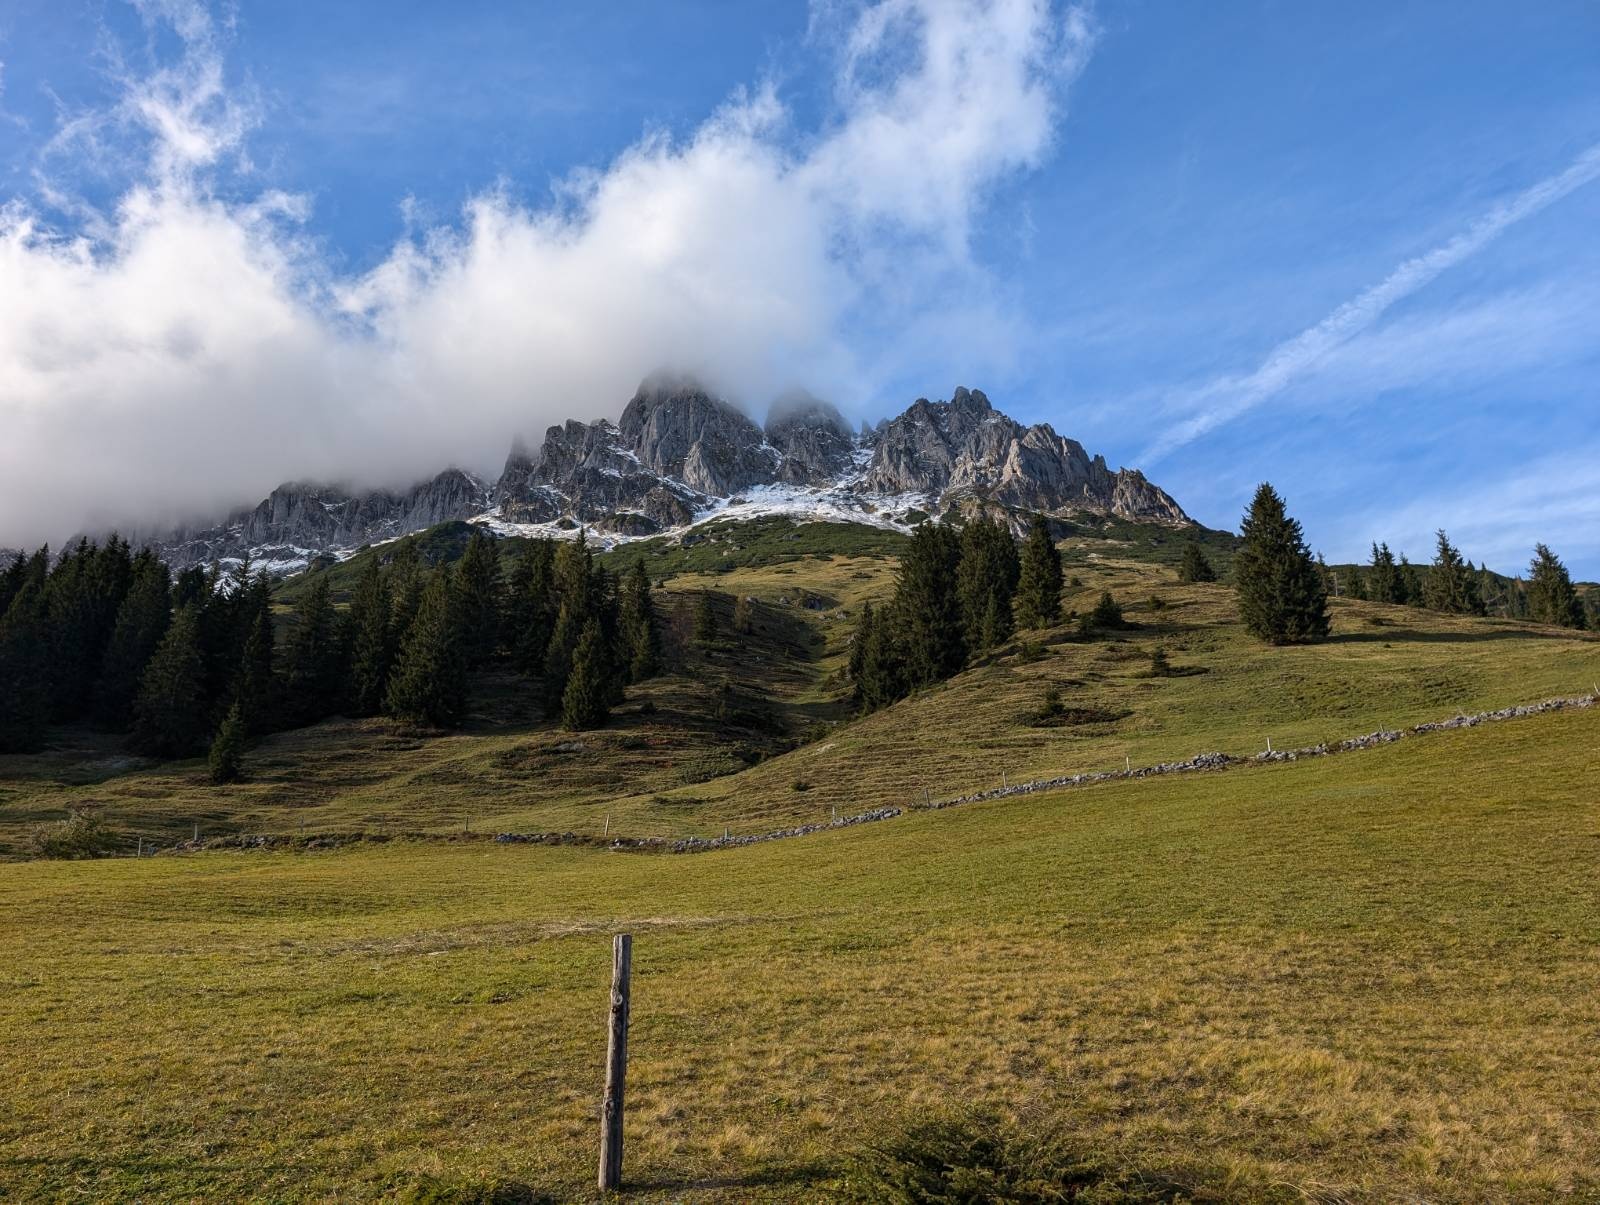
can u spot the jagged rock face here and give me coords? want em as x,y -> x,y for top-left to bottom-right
852,386 -> 1185,523
121,377 -> 1189,574
501,416 -> 700,535
129,469 -> 491,573
765,392 -> 856,484
618,377 -> 776,495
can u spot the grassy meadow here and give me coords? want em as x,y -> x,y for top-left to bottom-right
2,536 -> 1594,853
4,522 -> 1600,1201
2,706 -> 1597,1201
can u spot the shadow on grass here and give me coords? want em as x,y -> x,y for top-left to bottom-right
1327,627 -> 1581,645
628,1158 -> 835,1194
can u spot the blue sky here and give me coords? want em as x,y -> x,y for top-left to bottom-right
1,1 -> 1597,577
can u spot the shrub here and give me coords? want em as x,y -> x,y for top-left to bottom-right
1090,592 -> 1124,630
1147,594 -> 1166,612
792,779 -> 813,792
830,1108 -> 1183,1203
30,810 -> 122,860
1148,647 -> 1172,677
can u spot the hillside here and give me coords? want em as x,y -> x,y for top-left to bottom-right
2,702 -> 1596,1201
2,518 -> 1592,858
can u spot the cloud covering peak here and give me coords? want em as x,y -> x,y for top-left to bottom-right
0,0 -> 1095,547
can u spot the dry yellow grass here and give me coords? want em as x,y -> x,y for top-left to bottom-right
2,705 -> 1597,1201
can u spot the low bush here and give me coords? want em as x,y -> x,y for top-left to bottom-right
830,1108 -> 1187,1203
29,810 -> 122,860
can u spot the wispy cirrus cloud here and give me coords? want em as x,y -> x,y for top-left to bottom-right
1139,141 -> 1600,465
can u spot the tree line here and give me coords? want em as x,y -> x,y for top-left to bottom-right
848,513 -> 1065,712
0,531 -> 661,770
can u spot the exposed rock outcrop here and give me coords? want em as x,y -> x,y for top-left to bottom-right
121,377 -> 1190,572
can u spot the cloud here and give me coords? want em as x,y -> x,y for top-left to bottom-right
1138,141 -> 1600,465
0,0 -> 1094,547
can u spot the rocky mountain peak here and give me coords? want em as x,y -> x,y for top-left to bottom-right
116,376 -> 1190,574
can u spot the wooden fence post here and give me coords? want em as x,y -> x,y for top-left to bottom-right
598,933 -> 632,1191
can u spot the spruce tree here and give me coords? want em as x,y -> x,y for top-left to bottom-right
207,701 -> 247,784
1015,515 -> 1064,628
505,539 -> 558,674
1368,542 -> 1405,605
956,515 -> 1019,653
694,591 -> 718,647
233,607 -> 277,735
343,559 -> 394,716
0,580 -> 50,752
855,606 -> 906,713
1399,555 -> 1423,607
1088,591 -> 1124,631
560,619 -> 610,730
848,601 -> 875,694
94,553 -> 172,729
0,549 -> 28,617
1233,483 -> 1330,644
385,568 -> 469,726
281,576 -> 344,725
543,536 -> 594,709
1345,566 -> 1366,600
1525,544 -> 1585,628
131,604 -> 211,758
896,522 -> 964,686
1423,530 -> 1485,615
1178,541 -> 1216,584
619,560 -> 661,681
455,530 -> 503,665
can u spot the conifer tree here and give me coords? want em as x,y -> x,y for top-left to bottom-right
694,591 -> 718,647
1422,529 -> 1485,615
207,701 -> 247,784
281,576 -> 344,724
455,530 -> 503,665
343,559 -> 394,716
45,536 -> 134,719
387,539 -> 426,646
1399,555 -> 1423,607
505,539 -> 558,674
0,580 -> 50,752
1178,541 -> 1217,584
543,536 -> 594,708
619,560 -> 661,681
1346,566 -> 1367,600
233,607 -> 277,735
93,553 -> 172,729
0,549 -> 28,618
855,606 -> 906,713
896,522 -> 964,686
1367,542 -> 1406,605
848,600 -> 875,692
1233,483 -> 1330,644
1525,544 -> 1585,628
131,604 -> 211,758
956,515 -> 1019,653
1015,515 -> 1064,627
560,619 -> 610,730
1088,591 -> 1124,631
385,568 -> 469,726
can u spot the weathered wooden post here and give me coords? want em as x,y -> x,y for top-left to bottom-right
598,933 -> 632,1191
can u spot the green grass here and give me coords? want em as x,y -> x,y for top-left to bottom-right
5,546 -> 1596,857
2,706 -> 1597,1201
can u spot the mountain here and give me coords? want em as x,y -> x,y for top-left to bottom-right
119,377 -> 1189,572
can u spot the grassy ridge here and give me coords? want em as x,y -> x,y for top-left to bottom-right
2,706 -> 1597,1200
4,546 -> 1597,856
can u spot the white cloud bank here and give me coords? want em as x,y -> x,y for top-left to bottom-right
0,0 -> 1095,547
